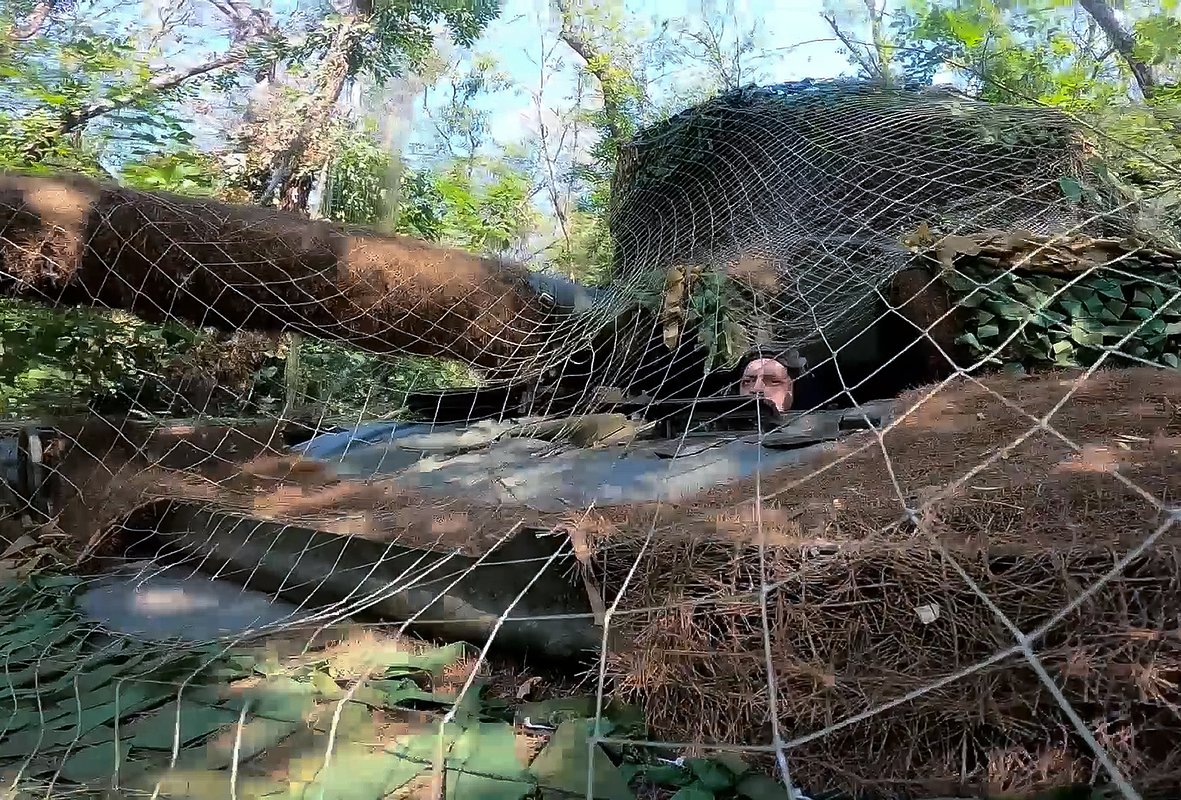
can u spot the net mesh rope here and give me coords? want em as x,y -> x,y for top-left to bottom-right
0,73 -> 1179,800
607,81 -> 1129,349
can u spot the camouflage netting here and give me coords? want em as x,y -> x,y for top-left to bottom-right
608,79 -> 1149,361
0,172 -> 571,375
23,367 -> 1181,798
4,79 -> 1181,800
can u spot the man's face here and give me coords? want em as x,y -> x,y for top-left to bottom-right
739,357 -> 793,412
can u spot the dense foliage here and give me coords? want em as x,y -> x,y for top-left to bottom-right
883,0 -> 1181,371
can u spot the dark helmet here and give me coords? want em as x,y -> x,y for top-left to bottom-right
739,346 -> 807,378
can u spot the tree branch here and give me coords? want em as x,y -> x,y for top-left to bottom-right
260,12 -> 363,211
60,49 -> 247,134
822,12 -> 883,81
1077,0 -> 1157,100
9,0 -> 57,41
553,0 -> 628,146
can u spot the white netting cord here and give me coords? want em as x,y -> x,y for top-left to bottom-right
1,78 -> 1180,800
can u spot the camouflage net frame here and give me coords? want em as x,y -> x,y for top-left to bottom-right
3,78 -> 1181,800
608,79 -> 1137,360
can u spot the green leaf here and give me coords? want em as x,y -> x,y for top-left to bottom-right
1012,283 -> 1046,306
736,773 -> 792,800
670,784 -> 716,800
1051,340 -> 1073,355
371,642 -> 469,680
1101,323 -> 1144,338
940,271 -> 977,292
446,723 -> 533,800
125,767 -> 287,799
387,724 -> 461,778
976,324 -> 1001,340
179,715 -> 301,770
1058,176 -> 1083,202
0,612 -> 68,654
304,741 -> 435,800
711,752 -> 751,778
368,679 -> 452,710
308,700 -> 371,740
1162,352 -> 1180,368
1142,319 -> 1167,337
633,763 -> 692,787
124,701 -> 241,749
987,301 -> 1032,322
57,739 -> 132,784
236,678 -> 318,723
687,758 -> 735,792
958,290 -> 987,308
1104,299 -> 1128,320
529,720 -> 632,800
518,697 -> 600,727
1034,275 -> 1064,293
1070,325 -> 1104,348
1092,279 -> 1125,300
1072,290 -> 1104,314
955,332 -> 982,350
311,670 -> 344,700
33,682 -> 170,742
447,722 -> 529,777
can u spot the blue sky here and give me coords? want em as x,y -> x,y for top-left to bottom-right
401,0 -> 869,162
69,0 -> 882,177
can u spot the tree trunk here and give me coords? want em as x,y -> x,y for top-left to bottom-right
261,14 -> 360,212
0,172 -> 565,371
554,0 -> 630,150
1078,0 -> 1158,101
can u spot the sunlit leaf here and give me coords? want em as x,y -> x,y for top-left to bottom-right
529,719 -> 631,800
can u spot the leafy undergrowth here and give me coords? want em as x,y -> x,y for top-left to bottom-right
0,574 -> 798,800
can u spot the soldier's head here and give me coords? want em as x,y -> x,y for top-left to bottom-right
738,348 -> 804,413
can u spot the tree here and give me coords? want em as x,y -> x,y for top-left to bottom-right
823,0 -> 897,82
0,0 -> 285,417
669,10 -> 765,95
424,52 -> 515,171
1077,0 -> 1162,100
0,0 -> 522,418
245,0 -> 501,214
0,0 -> 275,174
844,1 -> 1177,198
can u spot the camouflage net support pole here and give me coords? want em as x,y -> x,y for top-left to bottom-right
0,172 -> 565,371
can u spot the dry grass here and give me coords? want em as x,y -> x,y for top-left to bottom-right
26,365 -> 1181,797
592,367 -> 1181,798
